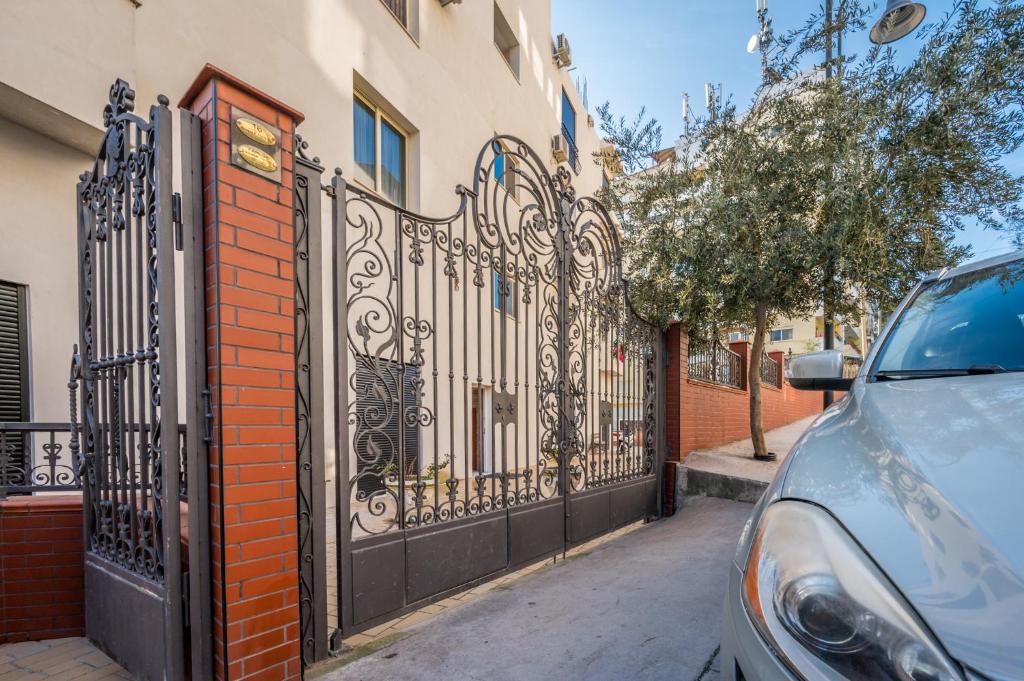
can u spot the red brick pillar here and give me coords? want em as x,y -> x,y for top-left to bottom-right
181,65 -> 303,681
729,341 -> 750,390
768,351 -> 785,388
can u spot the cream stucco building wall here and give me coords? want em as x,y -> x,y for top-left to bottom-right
0,1 -> 634,508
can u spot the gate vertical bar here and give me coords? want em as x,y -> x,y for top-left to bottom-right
180,108 -> 213,681
76,177 -> 97,552
294,138 -> 329,664
330,169 -> 353,637
556,186 -> 573,544
653,329 -> 667,518
152,96 -> 184,681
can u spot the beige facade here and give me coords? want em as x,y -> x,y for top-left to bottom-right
1,1 -> 647,523
727,313 -> 861,357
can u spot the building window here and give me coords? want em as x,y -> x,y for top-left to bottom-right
493,271 -> 517,317
561,89 -> 578,170
769,328 -> 794,342
353,93 -> 407,207
380,0 -> 409,29
493,141 -> 518,200
493,2 -> 520,79
728,331 -> 750,342
0,281 -> 30,486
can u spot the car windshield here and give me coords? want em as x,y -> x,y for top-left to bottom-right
874,258 -> 1024,375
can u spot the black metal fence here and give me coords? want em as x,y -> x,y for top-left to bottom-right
760,353 -> 781,387
687,339 -> 743,388
0,421 -> 188,499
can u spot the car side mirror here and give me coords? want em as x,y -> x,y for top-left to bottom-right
786,350 -> 855,391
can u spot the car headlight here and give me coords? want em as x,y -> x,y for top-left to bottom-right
742,500 -> 964,681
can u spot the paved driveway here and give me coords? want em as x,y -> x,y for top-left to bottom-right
316,496 -> 753,681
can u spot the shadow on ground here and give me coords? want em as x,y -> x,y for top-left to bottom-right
315,496 -> 753,681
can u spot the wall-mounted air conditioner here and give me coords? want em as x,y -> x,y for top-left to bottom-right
553,33 -> 572,68
551,134 -> 568,162
439,0 -> 462,6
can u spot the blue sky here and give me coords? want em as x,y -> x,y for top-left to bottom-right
552,0 -> 1022,262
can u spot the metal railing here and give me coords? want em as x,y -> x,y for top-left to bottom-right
0,422 -> 79,497
760,353 -> 781,387
380,0 -> 408,27
562,124 -> 581,174
687,339 -> 743,389
0,421 -> 188,499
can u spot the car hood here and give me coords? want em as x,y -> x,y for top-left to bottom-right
781,373 -> 1024,681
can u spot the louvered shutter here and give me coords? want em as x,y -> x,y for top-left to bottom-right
354,357 -> 420,495
0,282 -> 29,487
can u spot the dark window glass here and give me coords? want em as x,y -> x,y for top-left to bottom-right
380,118 -> 405,207
353,98 -> 376,189
492,271 -> 516,317
561,90 -> 576,142
875,259 -> 1024,373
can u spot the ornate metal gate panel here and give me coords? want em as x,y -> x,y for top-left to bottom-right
76,80 -> 211,681
296,134 -> 664,653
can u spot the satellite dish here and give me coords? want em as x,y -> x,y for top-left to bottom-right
746,33 -> 760,54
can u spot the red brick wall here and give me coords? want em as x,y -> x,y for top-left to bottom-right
183,65 -> 303,681
665,323 -> 823,460
0,495 -> 84,643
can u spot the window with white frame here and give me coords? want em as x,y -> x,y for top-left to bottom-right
728,331 -> 750,342
353,94 -> 407,207
769,328 -> 794,342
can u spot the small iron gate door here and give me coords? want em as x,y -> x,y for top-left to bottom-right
295,135 -> 665,655
76,80 -> 211,681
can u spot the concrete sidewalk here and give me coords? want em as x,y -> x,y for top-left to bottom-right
680,415 -> 818,502
314,496 -> 752,681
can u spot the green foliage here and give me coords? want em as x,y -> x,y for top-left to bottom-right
599,0 -> 1024,333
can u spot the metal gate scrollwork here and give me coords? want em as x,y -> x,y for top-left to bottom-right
76,78 -> 211,681
295,133 -> 666,656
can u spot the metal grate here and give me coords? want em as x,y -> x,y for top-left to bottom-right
687,338 -> 743,389
760,353 -> 780,387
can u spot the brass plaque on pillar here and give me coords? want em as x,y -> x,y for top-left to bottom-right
230,107 -> 282,183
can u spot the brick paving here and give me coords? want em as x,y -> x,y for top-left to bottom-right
0,637 -> 128,681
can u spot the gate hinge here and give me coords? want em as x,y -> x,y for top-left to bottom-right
172,192 -> 184,251
202,385 -> 214,445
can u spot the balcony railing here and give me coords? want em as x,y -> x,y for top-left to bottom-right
0,422 -> 188,500
562,124 -> 581,174
687,339 -> 743,389
380,0 -> 408,28
760,353 -> 781,387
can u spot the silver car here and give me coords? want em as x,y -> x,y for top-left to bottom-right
720,250 -> 1024,681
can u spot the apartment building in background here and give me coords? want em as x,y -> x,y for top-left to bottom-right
0,0 -> 607,442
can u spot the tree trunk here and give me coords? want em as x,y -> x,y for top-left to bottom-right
749,304 -> 769,459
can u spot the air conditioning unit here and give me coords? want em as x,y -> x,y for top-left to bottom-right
439,0 -> 462,6
553,33 -> 572,68
551,134 -> 568,162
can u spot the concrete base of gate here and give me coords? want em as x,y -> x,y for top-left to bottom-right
674,415 -> 818,507
311,496 -> 752,681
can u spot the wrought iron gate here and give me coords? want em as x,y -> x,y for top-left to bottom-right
76,80 -> 212,681
296,134 -> 666,658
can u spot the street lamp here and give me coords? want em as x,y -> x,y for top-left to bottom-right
870,0 -> 927,44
